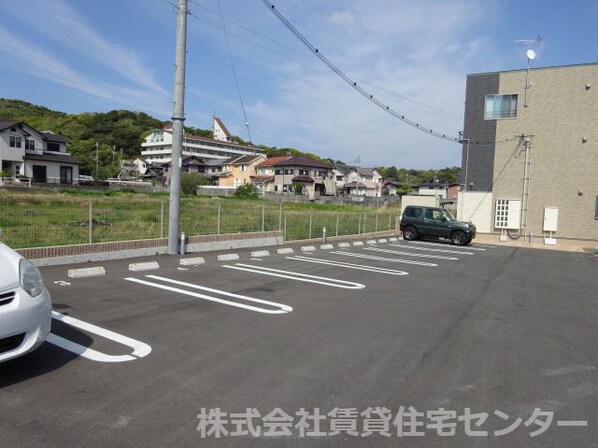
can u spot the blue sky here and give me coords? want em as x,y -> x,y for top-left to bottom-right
1,0 -> 597,169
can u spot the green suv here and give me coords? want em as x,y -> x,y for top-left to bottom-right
399,205 -> 476,246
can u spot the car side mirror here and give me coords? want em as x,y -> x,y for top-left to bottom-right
441,216 -> 447,221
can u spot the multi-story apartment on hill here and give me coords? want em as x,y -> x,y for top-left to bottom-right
460,62 -> 597,241
141,117 -> 263,164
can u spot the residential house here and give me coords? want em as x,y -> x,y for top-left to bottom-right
252,156 -> 291,193
219,154 -> 266,188
161,155 -> 223,185
271,156 -> 336,199
383,180 -> 405,196
0,120 -> 81,184
461,62 -> 598,240
344,168 -> 384,197
416,181 -> 448,198
446,183 -> 461,200
332,166 -> 348,192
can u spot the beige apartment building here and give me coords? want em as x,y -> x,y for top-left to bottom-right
461,63 -> 598,241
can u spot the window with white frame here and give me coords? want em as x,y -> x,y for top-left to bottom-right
9,136 -> 22,148
25,139 -> 35,150
484,94 -> 518,119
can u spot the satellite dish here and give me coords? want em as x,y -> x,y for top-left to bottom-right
526,49 -> 536,60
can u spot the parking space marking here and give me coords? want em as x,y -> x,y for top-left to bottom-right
222,263 -> 366,290
331,251 -> 438,267
47,311 -> 152,363
364,247 -> 459,260
394,241 -> 485,252
286,255 -> 409,276
125,276 -> 292,314
388,243 -> 475,255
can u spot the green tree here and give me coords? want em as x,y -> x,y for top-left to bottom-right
181,172 -> 211,195
234,183 -> 259,199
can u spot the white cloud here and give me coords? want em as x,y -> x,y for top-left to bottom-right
329,11 -> 355,27
238,0 -> 495,168
0,0 -> 167,96
0,25 -> 168,115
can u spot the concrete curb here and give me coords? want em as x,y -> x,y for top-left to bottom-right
67,266 -> 107,278
129,261 -> 160,272
218,253 -> 240,261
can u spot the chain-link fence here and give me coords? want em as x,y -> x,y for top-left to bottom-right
0,193 -> 399,249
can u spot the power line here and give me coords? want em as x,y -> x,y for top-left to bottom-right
161,0 -> 517,149
260,0 -> 460,143
189,0 -> 458,125
216,0 -> 252,142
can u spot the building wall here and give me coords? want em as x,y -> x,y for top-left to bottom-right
465,64 -> 598,240
0,127 -> 28,163
219,160 -> 262,188
457,191 -> 493,233
462,73 -> 500,192
23,161 -> 80,183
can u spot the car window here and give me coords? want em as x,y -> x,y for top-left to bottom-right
405,207 -> 422,218
442,209 -> 456,221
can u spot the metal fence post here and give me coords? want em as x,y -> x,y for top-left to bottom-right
336,213 -> 340,237
375,211 -> 379,232
161,201 -> 165,238
309,215 -> 313,239
283,214 -> 287,242
262,204 -> 266,232
363,214 -> 367,234
217,202 -> 221,234
358,215 -> 361,234
388,212 -> 392,230
88,200 -> 93,244
279,202 -> 283,231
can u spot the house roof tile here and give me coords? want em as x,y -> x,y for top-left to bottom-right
272,155 -> 331,169
256,156 -> 292,167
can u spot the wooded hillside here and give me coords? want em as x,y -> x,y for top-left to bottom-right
0,98 -> 460,184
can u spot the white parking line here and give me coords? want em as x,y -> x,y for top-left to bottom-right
364,247 -> 459,260
395,241 -> 485,252
331,251 -> 438,267
286,255 -> 409,276
125,276 -> 292,314
222,263 -> 366,289
388,243 -> 475,255
47,311 -> 152,363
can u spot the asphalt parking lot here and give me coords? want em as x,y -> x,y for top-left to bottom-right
1,238 -> 597,447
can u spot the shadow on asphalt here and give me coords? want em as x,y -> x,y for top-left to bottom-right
0,303 -> 93,389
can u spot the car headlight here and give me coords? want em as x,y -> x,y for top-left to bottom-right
19,258 -> 45,298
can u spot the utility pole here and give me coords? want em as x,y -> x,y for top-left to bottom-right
95,141 -> 99,180
168,0 -> 188,255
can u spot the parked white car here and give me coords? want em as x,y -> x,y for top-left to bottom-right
0,234 -> 52,363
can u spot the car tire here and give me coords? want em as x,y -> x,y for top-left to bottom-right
403,226 -> 418,241
451,230 -> 468,246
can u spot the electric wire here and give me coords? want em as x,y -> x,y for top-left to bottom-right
217,0 -> 253,142
260,0 -> 460,143
167,0 -> 518,148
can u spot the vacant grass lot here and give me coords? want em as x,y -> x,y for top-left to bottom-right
0,189 -> 400,249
